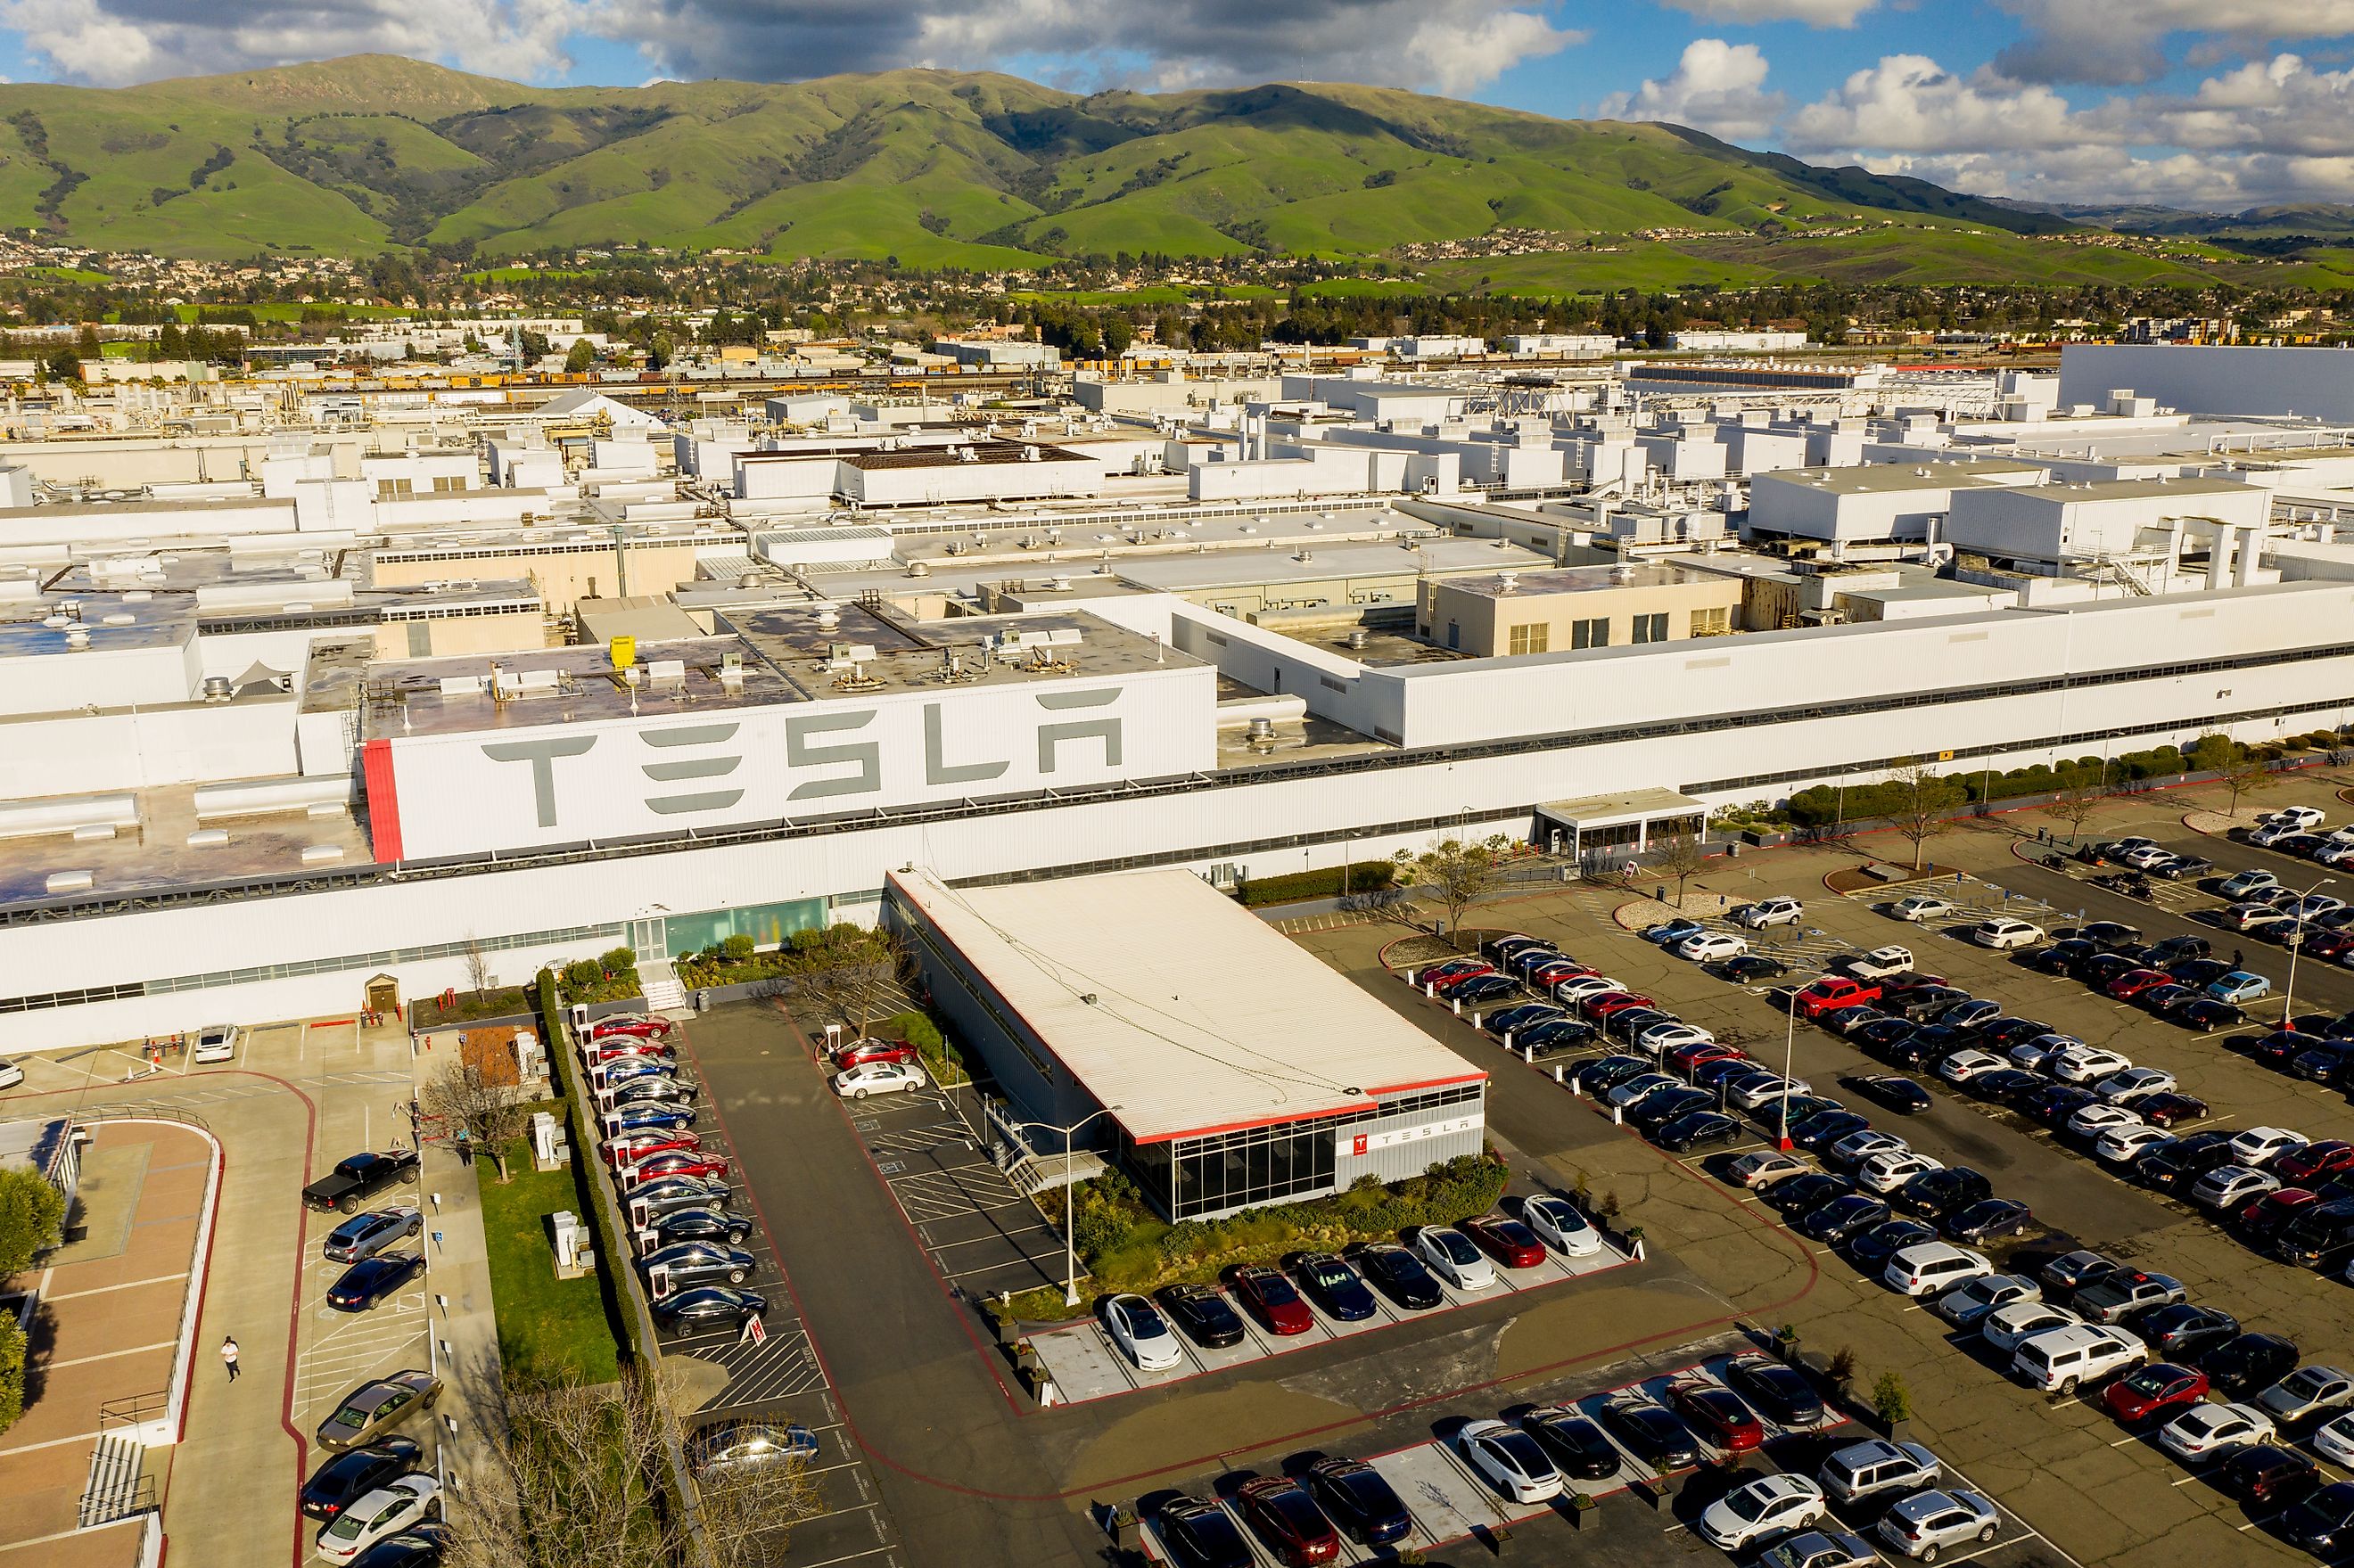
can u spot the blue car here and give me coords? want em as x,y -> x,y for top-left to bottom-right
1452,975 -> 1520,1006
2208,972 -> 2273,1005
326,1252 -> 426,1312
1642,918 -> 1708,946
608,1104 -> 697,1135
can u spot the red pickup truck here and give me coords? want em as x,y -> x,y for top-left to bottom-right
1793,975 -> 1882,1021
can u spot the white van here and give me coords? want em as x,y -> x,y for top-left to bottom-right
1883,1242 -> 1993,1297
1970,917 -> 2045,950
2011,1324 -> 2144,1393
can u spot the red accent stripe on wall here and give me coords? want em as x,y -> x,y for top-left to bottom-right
360,737 -> 403,862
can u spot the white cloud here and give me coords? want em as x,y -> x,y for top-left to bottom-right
1600,38 -> 1784,141
1782,53 -> 2093,154
1992,0 -> 2354,85
1656,0 -> 1877,24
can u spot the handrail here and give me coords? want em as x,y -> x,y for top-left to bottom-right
97,1388 -> 169,1428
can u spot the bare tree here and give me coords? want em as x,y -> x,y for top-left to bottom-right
1888,763 -> 1967,874
1651,826 -> 1709,908
788,924 -> 910,1038
420,1052 -> 532,1183
2041,780 -> 2108,845
443,1368 -> 819,1568
463,937 -> 493,1000
2192,732 -> 2276,818
1393,833 -> 1516,948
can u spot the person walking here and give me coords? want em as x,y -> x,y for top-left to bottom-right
220,1335 -> 240,1383
2233,948 -> 2245,970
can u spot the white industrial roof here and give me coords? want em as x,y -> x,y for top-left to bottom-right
890,867 -> 1483,1144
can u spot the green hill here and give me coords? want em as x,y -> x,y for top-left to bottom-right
0,53 -> 2239,289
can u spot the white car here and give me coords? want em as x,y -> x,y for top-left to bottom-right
0,1059 -> 22,1091
1931,1272 -> 2039,1326
317,1474 -> 440,1564
1698,1473 -> 1828,1551
2007,1033 -> 2080,1073
2157,1401 -> 2276,1462
2312,1410 -> 2354,1467
2095,1125 -> 2176,1166
1552,974 -> 1624,1004
1519,1194 -> 1603,1257
1885,1243 -> 1992,1298
1857,1150 -> 1943,1194
1980,1302 -> 2082,1354
1877,1489 -> 2000,1561
2191,1164 -> 2280,1211
1970,917 -> 2045,950
2011,1324 -> 2144,1392
1678,932 -> 1749,963
1830,1130 -> 1908,1170
831,1061 -> 927,1099
2117,845 -> 2175,870
2256,1365 -> 2354,1426
1455,1418 -> 1563,1504
2218,869 -> 2281,899
2250,820 -> 2302,847
1889,894 -> 1955,924
1729,1074 -> 1813,1113
1936,1049 -> 2005,1085
2229,1127 -> 2307,1167
2095,1067 -> 2175,1104
1412,1226 -> 1497,1291
2047,1046 -> 2132,1085
1638,1022 -> 1715,1055
1848,947 -> 1916,980
1099,1293 -> 1182,1372
192,1023 -> 240,1063
1735,897 -> 1806,930
1730,1150 -> 1812,1190
2266,805 -> 2327,832
2065,1104 -> 2144,1141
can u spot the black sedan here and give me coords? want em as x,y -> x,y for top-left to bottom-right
1854,1075 -> 1933,1112
1155,1283 -> 1246,1348
1303,1457 -> 1412,1547
1853,1019 -> 1922,1055
1897,1166 -> 1992,1220
651,1207 -> 753,1249
300,1438 -> 423,1521
347,1524 -> 450,1568
2203,1332 -> 2300,1398
1344,1242 -> 1443,1311
1523,1408 -> 1624,1480
651,1285 -> 765,1332
1656,1110 -> 1743,1153
1288,1253 -> 1376,1322
1572,1055 -> 1651,1094
2022,1086 -> 2100,1129
1596,1397 -> 1700,1468
326,1252 -> 426,1313
1791,1111 -> 1873,1154
1799,1194 -> 1893,1244
1767,1173 -> 1857,1217
1523,1017 -> 1600,1052
2280,1482 -> 2354,1556
1724,1353 -> 1827,1426
2137,1092 -> 2210,1127
1968,1068 -> 2043,1104
2031,939 -> 2101,975
1632,1088 -> 1716,1134
2174,1000 -> 2246,1033
638,1241 -> 756,1288
1719,955 -> 1789,982
1157,1494 -> 1251,1568
1848,1219 -> 1938,1270
1944,1198 -> 2034,1243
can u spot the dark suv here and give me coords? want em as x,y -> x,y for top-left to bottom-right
2137,1131 -> 2240,1194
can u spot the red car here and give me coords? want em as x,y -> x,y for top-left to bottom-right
1235,1476 -> 1341,1566
620,1151 -> 730,1187
1226,1265 -> 1315,1334
1666,1378 -> 1766,1452
2106,969 -> 2176,1000
1529,961 -> 1598,989
2239,1186 -> 2319,1244
2101,1361 -> 2209,1423
600,1130 -> 701,1167
1460,1214 -> 1546,1269
588,1016 -> 674,1041
2138,1093 -> 2210,1127
835,1039 -> 920,1070
1583,991 -> 1657,1021
1794,976 -> 1881,1021
1429,965 -> 1499,997
590,1038 -> 676,1063
1668,1042 -> 1745,1076
2276,1140 -> 2354,1184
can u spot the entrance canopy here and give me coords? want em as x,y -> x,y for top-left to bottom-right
1535,787 -> 1708,857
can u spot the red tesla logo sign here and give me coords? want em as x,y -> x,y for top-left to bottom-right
1351,1135 -> 1369,1157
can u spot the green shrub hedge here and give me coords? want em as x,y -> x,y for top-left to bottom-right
1785,739 -> 2235,828
535,968 -> 641,1374
1237,860 -> 1399,907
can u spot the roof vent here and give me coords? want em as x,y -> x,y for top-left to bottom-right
1496,571 -> 1518,592
814,604 -> 841,631
64,627 -> 90,650
1346,628 -> 1370,650
202,676 -> 233,702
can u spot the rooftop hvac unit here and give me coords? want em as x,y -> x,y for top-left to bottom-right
1496,571 -> 1518,592
1346,628 -> 1370,650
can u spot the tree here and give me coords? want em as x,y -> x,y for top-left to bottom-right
443,1368 -> 819,1568
0,1168 -> 65,1275
2193,732 -> 2275,817
0,1313 -> 22,1435
2041,780 -> 2108,845
787,924 -> 909,1038
1651,826 -> 1708,908
564,338 -> 597,374
462,937 -> 493,1000
419,1053 -> 531,1183
1392,833 -> 1515,948
1872,1371 -> 1912,1428
1888,763 -> 1966,872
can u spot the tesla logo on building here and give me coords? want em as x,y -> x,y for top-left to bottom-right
1338,1113 -> 1483,1158
1350,1134 -> 1369,1157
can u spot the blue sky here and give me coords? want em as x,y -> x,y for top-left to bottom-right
6,1 -> 2354,208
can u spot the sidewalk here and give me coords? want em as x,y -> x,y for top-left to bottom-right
404,1057 -> 506,1481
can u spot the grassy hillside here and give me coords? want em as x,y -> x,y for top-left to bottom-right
17,52 -> 2329,293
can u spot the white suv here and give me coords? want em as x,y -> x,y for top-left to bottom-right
1884,1243 -> 1993,1297
2011,1324 -> 2144,1392
1970,917 -> 2045,950
1734,897 -> 1805,930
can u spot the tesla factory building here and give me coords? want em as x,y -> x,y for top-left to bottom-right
888,867 -> 1487,1220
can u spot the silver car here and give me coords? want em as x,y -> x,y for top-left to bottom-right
1877,1489 -> 1998,1561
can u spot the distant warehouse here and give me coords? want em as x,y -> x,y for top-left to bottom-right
888,867 -> 1487,1221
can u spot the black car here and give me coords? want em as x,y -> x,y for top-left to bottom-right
1523,1018 -> 1601,1054
2150,857 -> 2212,882
1157,1494 -> 1252,1568
1848,1219 -> 1939,1270
1776,1095 -> 1844,1128
2147,933 -> 2212,963
1523,1408 -> 1624,1479
2078,920 -> 2144,948
1768,1172 -> 1858,1217
1980,1018 -> 2057,1050
2023,1085 -> 2101,1129
2137,1304 -> 2242,1361
1799,1194 -> 1893,1244
2280,1481 -> 2354,1556
651,1285 -> 765,1331
1945,1198 -> 2033,1242
2289,1042 -> 2354,1084
1156,1283 -> 1247,1347
1656,1110 -> 1743,1153
2219,1445 -> 2321,1507
1719,955 -> 1790,982
1303,1457 -> 1412,1547
1897,1167 -> 1993,1220
2177,1000 -> 2247,1033
325,1252 -> 427,1312
1288,1252 -> 1376,1321
1596,1398 -> 1700,1468
300,1438 -> 424,1521
2138,1130 -> 2239,1191
1791,1111 -> 1873,1154
1696,1057 -> 1769,1092
2138,984 -> 2199,1016
2249,1030 -> 2312,1069
1572,1055 -> 1651,1094
348,1524 -> 449,1568
1853,1018 -> 1921,1054
1633,1088 -> 1716,1134
1883,1032 -> 1957,1072
2203,1332 -> 2301,1397
1855,1075 -> 1933,1112
1723,1353 -> 1826,1426
1608,1007 -> 1677,1044
2040,1250 -> 2120,1293
625,1175 -> 733,1219
650,1207 -> 752,1249
2032,939 -> 2101,975
1344,1242 -> 1443,1312
2170,956 -> 2235,986
1884,986 -> 1970,1022
1969,1068 -> 2043,1104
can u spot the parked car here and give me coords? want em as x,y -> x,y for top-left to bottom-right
1846,946 -> 1917,980
324,1207 -> 424,1264
1519,1194 -> 1602,1256
1876,1489 -> 1999,1561
620,1150 -> 730,1186
2208,972 -> 2274,1005
1697,1474 -> 1827,1551
315,1372 -> 441,1452
1225,1265 -> 1314,1334
1667,1377 -> 1766,1452
1970,918 -> 2045,950
2255,1364 -> 2354,1427
1302,1457 -> 1412,1547
1885,1243 -> 1994,1298
1460,1214 -> 1547,1269
1730,1151 -> 1812,1190
326,1252 -> 427,1312
1156,1494 -> 1252,1568
1944,1199 -> 2033,1244
1819,1438 -> 1940,1505
1679,932 -> 1749,963
1931,1274 -> 2038,1327
2103,1361 -> 2210,1424
2011,1324 -> 2145,1393
1889,894 -> 1955,923
316,1475 -> 440,1565
2158,1401 -> 2277,1462
832,1061 -> 927,1099
1733,897 -> 1806,929
2136,1305 -> 2241,1362
1596,1395 -> 1700,1467
623,1175 -> 733,1220
650,1207 -> 752,1249
1522,1407 -> 1625,1480
835,1038 -> 920,1070
1234,1476 -> 1340,1566
2205,1333 -> 2302,1398
2072,1268 -> 2185,1324
1980,1302 -> 2084,1356
1288,1253 -> 1376,1321
1153,1283 -> 1247,1348
300,1438 -> 424,1522
1724,1352 -> 1828,1426
1455,1418 -> 1563,1504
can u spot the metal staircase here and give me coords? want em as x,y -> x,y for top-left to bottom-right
77,1430 -> 152,1528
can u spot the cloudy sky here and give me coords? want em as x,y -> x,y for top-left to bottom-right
6,0 -> 2354,209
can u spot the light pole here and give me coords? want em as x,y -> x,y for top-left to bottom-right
1008,1105 -> 1125,1309
2282,875 -> 2336,1030
1776,991 -> 1798,1153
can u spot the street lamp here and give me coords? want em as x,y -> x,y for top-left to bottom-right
2282,875 -> 2336,1030
1776,989 -> 1799,1153
1007,1104 -> 1126,1309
